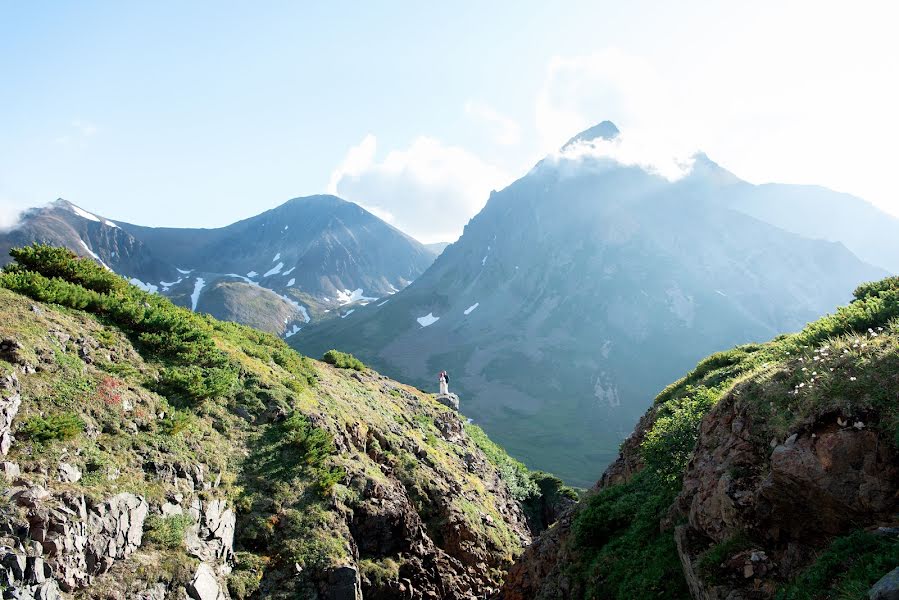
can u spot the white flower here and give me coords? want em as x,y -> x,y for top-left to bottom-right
850,376 -> 857,381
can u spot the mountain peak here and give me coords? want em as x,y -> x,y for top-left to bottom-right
561,121 -> 620,150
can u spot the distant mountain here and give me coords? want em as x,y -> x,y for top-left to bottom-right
292,122 -> 890,486
0,196 -> 435,336
425,241 -> 451,256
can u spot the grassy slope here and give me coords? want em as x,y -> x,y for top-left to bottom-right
0,245 -> 570,598
559,276 -> 899,599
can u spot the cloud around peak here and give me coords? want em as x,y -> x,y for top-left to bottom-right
327,135 -> 511,244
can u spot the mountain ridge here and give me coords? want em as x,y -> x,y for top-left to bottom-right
292,121 -> 894,486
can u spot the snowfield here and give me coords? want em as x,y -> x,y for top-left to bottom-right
190,277 -> 206,311
264,262 -> 284,277
336,288 -> 378,305
287,278 -> 296,287
464,302 -> 479,315
129,278 -> 158,294
417,313 -> 439,327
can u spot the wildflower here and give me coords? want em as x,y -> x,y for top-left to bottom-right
850,376 -> 857,381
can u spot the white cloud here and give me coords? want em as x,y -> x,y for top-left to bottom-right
465,101 -> 521,145
329,135 -> 511,243
0,199 -> 28,232
535,50 -> 698,177
534,39 -> 899,218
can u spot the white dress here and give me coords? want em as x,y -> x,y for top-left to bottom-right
439,376 -> 448,395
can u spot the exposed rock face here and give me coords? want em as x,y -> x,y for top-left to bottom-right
327,565 -> 362,600
0,489 -> 148,594
675,394 -> 899,598
0,372 -> 21,455
186,497 -> 236,565
435,393 -> 460,411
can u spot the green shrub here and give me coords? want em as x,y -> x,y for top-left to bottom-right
21,413 -> 84,444
359,557 -> 401,587
227,552 -> 268,599
464,422 -> 538,502
322,349 -> 365,371
776,530 -> 899,600
145,514 -> 194,549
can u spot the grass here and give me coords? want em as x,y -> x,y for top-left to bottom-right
776,531 -> 899,600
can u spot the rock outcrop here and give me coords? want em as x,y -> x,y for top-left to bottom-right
674,393 -> 899,598
0,372 -> 21,455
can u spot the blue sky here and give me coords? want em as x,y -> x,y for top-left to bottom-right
2,2 -> 898,242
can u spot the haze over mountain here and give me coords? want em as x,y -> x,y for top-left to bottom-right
0,195 -> 435,336
292,121 -> 892,486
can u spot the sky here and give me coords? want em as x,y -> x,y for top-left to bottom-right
2,1 -> 898,243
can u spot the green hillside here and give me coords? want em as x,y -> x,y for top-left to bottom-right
0,245 -> 572,600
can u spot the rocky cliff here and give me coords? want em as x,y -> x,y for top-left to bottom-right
499,277 -> 899,599
0,245 -> 571,599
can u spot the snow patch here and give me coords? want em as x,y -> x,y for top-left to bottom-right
69,204 -> 100,222
282,267 -> 295,276
417,313 -> 439,327
481,245 -> 491,266
190,278 -> 206,311
341,309 -> 355,319
225,274 -> 259,286
129,278 -> 158,294
246,271 -> 258,277
715,290 -> 727,297
336,288 -> 377,305
464,302 -> 479,315
272,253 -> 281,262
159,277 -> 183,288
275,292 -> 310,323
283,225 -> 289,230
78,240 -> 111,270
176,268 -> 192,274
287,278 -> 296,287
377,300 -> 389,307
284,324 -> 301,338
264,262 -> 284,277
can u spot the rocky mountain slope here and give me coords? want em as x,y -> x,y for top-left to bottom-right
0,197 -> 435,337
292,122 -> 889,486
0,245 -> 572,600
499,275 -> 899,599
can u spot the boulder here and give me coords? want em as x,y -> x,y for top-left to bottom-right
0,461 -> 20,481
328,565 -> 363,600
870,567 -> 899,600
187,562 -> 227,600
57,462 -> 82,483
435,393 -> 460,411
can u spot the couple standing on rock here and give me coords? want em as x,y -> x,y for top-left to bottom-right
438,370 -> 450,395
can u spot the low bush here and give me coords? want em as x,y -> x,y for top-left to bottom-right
145,514 -> 194,549
322,349 -> 365,371
21,413 -> 84,444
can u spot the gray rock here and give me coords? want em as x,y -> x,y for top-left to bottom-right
186,497 -> 235,565
870,567 -> 899,600
132,582 -> 168,600
186,562 -> 226,600
0,461 -> 20,481
0,373 -> 22,456
435,393 -> 460,411
31,491 -> 148,591
57,462 -> 82,483
328,565 -> 363,600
